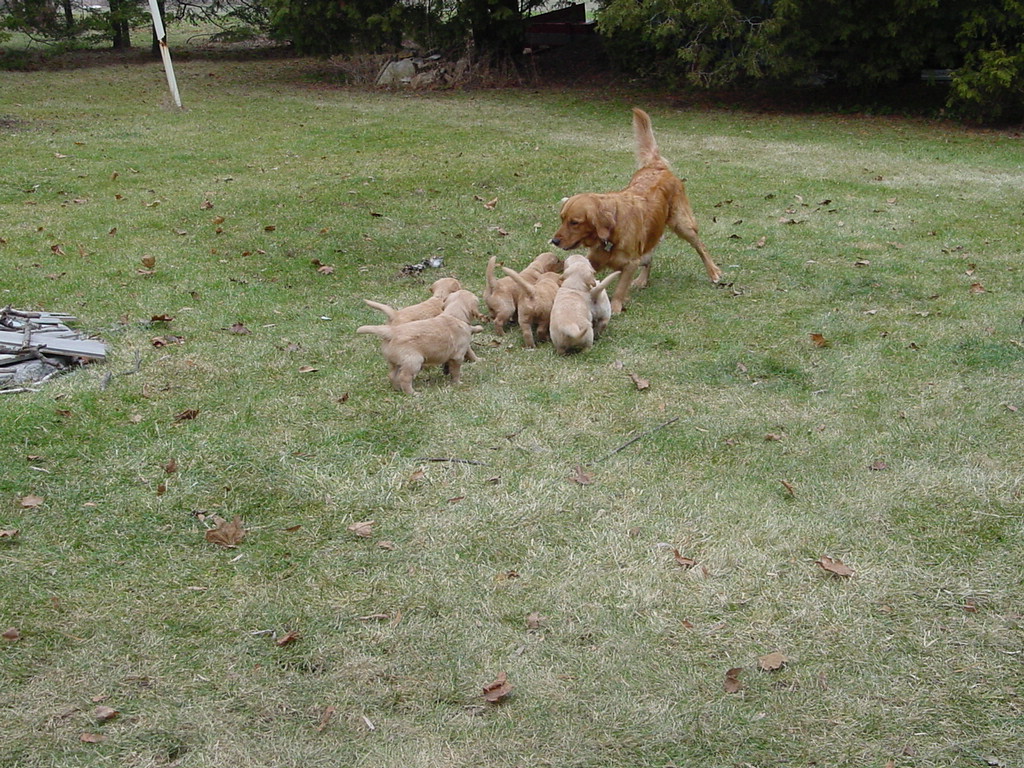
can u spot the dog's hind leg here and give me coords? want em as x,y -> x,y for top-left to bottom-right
668,206 -> 722,283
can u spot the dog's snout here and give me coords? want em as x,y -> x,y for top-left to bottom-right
550,237 -> 561,247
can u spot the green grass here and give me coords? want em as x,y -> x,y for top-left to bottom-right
2,50 -> 1024,768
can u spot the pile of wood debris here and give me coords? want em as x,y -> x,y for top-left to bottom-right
0,308 -> 107,393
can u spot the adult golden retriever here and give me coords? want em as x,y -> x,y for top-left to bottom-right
550,108 -> 722,313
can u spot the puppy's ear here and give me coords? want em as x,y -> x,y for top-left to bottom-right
595,205 -> 616,243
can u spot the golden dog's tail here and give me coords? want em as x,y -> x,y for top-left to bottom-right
484,255 -> 500,298
632,108 -> 662,168
500,266 -> 536,301
356,324 -> 393,340
590,271 -> 621,301
363,299 -> 398,322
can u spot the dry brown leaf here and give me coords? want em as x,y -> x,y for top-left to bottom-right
672,549 -> 697,569
755,236 -> 767,248
2,627 -> 21,642
20,494 -> 44,509
316,705 -> 337,732
140,255 -> 156,269
298,365 -> 319,374
628,373 -> 650,391
275,630 -> 300,647
0,529 -> 19,539
407,468 -> 426,483
348,520 -> 376,538
205,516 -> 246,548
970,282 -> 986,294
764,433 -> 784,442
780,480 -> 796,497
815,555 -> 855,578
869,460 -> 889,471
230,322 -> 251,335
151,313 -> 174,323
570,465 -> 594,485
317,264 -> 335,275
80,733 -> 106,743
94,706 -> 119,722
174,408 -> 199,423
525,612 -> 543,630
482,671 -> 513,703
377,540 -> 396,551
758,652 -> 788,672
163,458 -> 178,474
723,667 -> 744,693
809,333 -> 830,348
483,197 -> 498,210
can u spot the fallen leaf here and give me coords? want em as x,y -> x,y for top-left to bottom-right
0,529 -> 19,539
407,468 -> 426,483
970,283 -> 986,294
140,255 -> 156,269
316,264 -> 335,275
482,671 -> 513,703
869,460 -> 889,471
628,373 -> 650,390
764,433 -> 784,442
815,555 -> 855,578
809,333 -> 830,348
2,627 -> 21,642
151,313 -> 174,323
348,520 -> 376,538
152,335 -> 184,347
377,540 -> 396,551
526,612 -> 543,629
163,458 -> 178,474
483,197 -> 498,210
780,480 -> 796,497
723,667 -> 744,693
20,494 -> 44,508
174,408 -> 199,423
298,365 -> 319,374
854,259 -> 871,267
317,705 -> 337,732
94,706 -> 119,722
79,733 -> 106,743
672,549 -> 697,569
200,200 -> 214,210
230,322 -> 251,335
275,630 -> 300,647
264,225 -> 276,232
758,652 -> 788,671
205,516 -> 246,548
570,465 -> 594,485
755,236 -> 767,248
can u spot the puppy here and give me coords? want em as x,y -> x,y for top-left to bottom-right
550,108 -> 722,313
364,277 -> 463,325
501,267 -> 562,349
484,252 -> 562,334
549,254 -> 620,355
357,292 -> 482,395
442,288 -> 487,327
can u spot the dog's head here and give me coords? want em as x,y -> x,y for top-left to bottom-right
429,277 -> 462,300
551,194 -> 615,251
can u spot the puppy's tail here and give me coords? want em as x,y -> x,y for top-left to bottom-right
632,108 -> 662,169
501,266 -> 536,300
363,299 -> 398,322
485,255 -> 499,296
591,271 -> 621,301
356,324 -> 393,340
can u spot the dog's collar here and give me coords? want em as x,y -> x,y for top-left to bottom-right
601,239 -> 614,252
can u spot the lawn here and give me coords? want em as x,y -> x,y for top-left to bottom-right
1,49 -> 1023,768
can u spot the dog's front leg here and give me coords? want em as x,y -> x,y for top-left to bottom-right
610,261 -> 639,313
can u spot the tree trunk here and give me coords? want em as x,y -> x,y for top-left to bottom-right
109,0 -> 132,49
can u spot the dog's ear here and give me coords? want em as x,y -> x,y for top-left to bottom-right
595,205 -> 616,243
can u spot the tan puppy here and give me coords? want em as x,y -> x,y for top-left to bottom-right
364,277 -> 463,325
484,252 -> 562,334
550,108 -> 721,313
443,288 -> 486,326
549,254 -> 620,355
357,294 -> 482,395
501,267 -> 561,349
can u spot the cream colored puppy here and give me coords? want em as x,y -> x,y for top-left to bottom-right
484,252 -> 562,335
501,267 -> 561,349
357,293 -> 482,395
549,254 -> 619,355
363,277 -> 463,325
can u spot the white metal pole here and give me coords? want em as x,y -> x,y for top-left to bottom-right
147,0 -> 182,109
